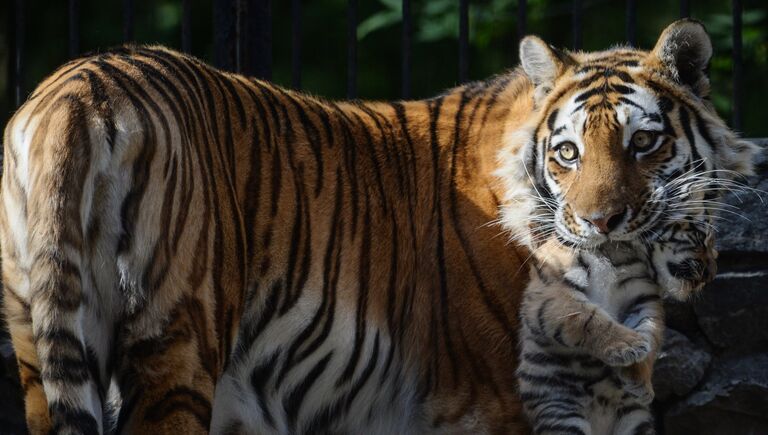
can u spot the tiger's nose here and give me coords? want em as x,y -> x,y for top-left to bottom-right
584,207 -> 628,234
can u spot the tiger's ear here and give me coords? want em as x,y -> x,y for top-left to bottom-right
649,19 -> 712,97
520,36 -> 574,103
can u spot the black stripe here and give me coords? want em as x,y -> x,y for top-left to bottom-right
534,422 -> 587,435
250,351 -> 280,427
344,332 -> 381,411
275,175 -> 343,385
337,188 -> 372,386
143,386 -> 212,429
283,352 -> 333,431
49,401 -> 99,434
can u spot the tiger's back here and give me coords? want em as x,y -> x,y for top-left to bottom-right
1,45 -> 532,434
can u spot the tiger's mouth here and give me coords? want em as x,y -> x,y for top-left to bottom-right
552,205 -> 656,249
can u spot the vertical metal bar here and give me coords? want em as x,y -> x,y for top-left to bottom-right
123,0 -> 134,42
213,0 -> 237,72
679,0 -> 690,18
11,0 -> 24,108
401,0 -> 411,98
458,0 -> 469,83
625,0 -> 636,46
732,0 -> 742,130
517,0 -> 527,45
347,0 -> 358,98
512,0 -> 527,64
291,0 -> 302,89
182,0 -> 192,53
572,0 -> 582,50
241,0 -> 272,79
69,0 -> 80,57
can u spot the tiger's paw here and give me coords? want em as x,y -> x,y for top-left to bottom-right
661,252 -> 717,300
652,223 -> 718,301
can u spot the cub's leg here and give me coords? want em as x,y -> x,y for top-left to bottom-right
617,292 -> 664,404
523,266 -> 651,366
113,296 -> 219,435
524,398 -> 591,435
613,402 -> 655,435
616,357 -> 655,405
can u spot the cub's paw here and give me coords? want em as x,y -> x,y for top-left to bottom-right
597,329 -> 651,367
652,223 -> 718,301
617,366 -> 655,405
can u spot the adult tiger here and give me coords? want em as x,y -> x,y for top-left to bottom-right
0,19 -> 756,435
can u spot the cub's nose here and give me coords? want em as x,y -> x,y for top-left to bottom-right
584,207 -> 628,234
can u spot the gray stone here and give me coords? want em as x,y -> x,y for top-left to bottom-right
663,298 -> 701,339
693,273 -> 768,351
652,328 -> 711,401
664,353 -> 768,435
715,140 -> 768,254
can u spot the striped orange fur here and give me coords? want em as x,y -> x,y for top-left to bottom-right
1,45 -> 533,434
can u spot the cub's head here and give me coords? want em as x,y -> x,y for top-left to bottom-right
498,20 -> 759,297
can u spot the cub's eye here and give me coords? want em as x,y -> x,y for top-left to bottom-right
631,130 -> 658,152
557,142 -> 579,162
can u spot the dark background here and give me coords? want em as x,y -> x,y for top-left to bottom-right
0,0 -> 766,137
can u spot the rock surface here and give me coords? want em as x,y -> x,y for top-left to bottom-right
655,139 -> 768,434
693,272 -> 768,351
716,140 -> 768,254
652,328 -> 711,401
664,353 -> 768,435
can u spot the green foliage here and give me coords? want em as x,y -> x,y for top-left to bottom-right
705,8 -> 767,117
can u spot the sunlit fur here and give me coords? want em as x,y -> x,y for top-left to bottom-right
1,46 -> 539,434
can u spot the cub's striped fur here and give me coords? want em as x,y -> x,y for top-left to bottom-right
518,219 -> 715,435
519,239 -> 664,435
0,19 -> 756,435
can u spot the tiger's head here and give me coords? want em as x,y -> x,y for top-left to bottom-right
497,20 -> 759,298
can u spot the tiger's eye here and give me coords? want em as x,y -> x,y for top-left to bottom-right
631,130 -> 656,151
557,142 -> 579,162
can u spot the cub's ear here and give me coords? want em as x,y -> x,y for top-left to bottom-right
519,36 -> 574,103
649,19 -> 712,97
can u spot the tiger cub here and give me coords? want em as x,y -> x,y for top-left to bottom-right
518,238 -> 665,435
518,217 -> 717,435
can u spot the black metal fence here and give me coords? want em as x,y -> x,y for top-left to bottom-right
6,0 -> 747,130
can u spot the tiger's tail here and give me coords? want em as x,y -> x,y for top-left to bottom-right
1,77 -> 116,434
